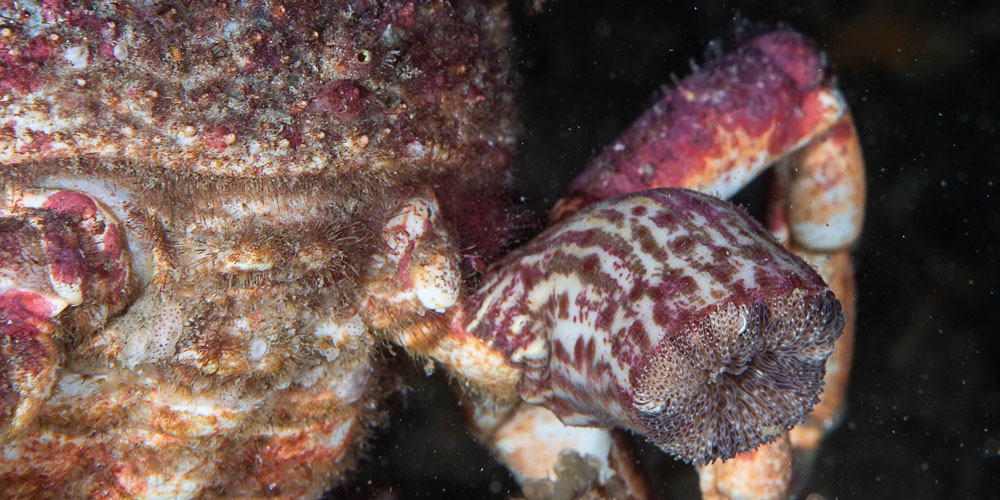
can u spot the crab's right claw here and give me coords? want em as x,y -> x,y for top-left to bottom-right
1,190 -> 132,441
0,294 -> 62,442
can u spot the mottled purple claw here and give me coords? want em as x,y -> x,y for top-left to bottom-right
464,188 -> 843,464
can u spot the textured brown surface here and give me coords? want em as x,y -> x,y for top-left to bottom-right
0,0 -> 516,180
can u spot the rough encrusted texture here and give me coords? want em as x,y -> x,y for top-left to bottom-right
466,188 -> 844,464
551,30 -> 845,222
0,0 -> 519,260
0,1 -> 516,498
0,0 -> 515,177
0,3 -> 860,496
0,189 -> 132,442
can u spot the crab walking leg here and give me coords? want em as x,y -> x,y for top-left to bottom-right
550,30 -> 845,223
0,189 -> 131,440
460,394 -> 649,498
463,189 -> 844,467
697,432 -> 793,500
785,250 -> 856,452
0,288 -> 62,442
762,111 -> 863,452
694,113 -> 864,499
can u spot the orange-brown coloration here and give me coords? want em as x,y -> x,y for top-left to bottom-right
1,1 -> 517,498
779,113 -> 867,251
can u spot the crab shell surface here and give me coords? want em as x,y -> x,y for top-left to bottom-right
0,1 -> 853,499
1,1 -> 519,498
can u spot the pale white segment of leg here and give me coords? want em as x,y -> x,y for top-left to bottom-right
778,112 -> 866,252
411,253 -> 460,313
492,404 -> 615,483
427,316 -> 520,388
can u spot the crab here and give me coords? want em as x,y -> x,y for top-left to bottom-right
0,1 -> 864,499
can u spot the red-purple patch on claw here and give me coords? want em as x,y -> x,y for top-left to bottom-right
0,289 -> 61,439
41,225 -> 86,294
0,291 -> 61,323
40,190 -> 98,218
0,299 -> 52,379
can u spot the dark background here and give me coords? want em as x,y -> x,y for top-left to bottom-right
332,1 -> 1000,498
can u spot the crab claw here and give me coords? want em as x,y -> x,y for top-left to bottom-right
1,190 -> 132,441
464,188 -> 843,464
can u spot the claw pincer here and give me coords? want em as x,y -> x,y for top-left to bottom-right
1,189 -> 130,440
464,188 -> 843,464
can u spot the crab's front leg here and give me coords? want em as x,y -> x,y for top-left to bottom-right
0,189 -> 131,441
769,112 -> 864,453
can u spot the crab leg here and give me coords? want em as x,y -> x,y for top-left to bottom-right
697,432 -> 793,500
0,189 -> 132,441
550,30 -> 847,223
462,395 -> 649,499
363,193 -> 522,395
769,112 -> 865,454
689,93 -> 864,500
695,114 -> 864,499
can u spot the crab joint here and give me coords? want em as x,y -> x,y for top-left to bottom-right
374,194 -> 459,313
551,30 -> 848,224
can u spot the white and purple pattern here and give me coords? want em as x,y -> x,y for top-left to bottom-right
465,188 -> 843,464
